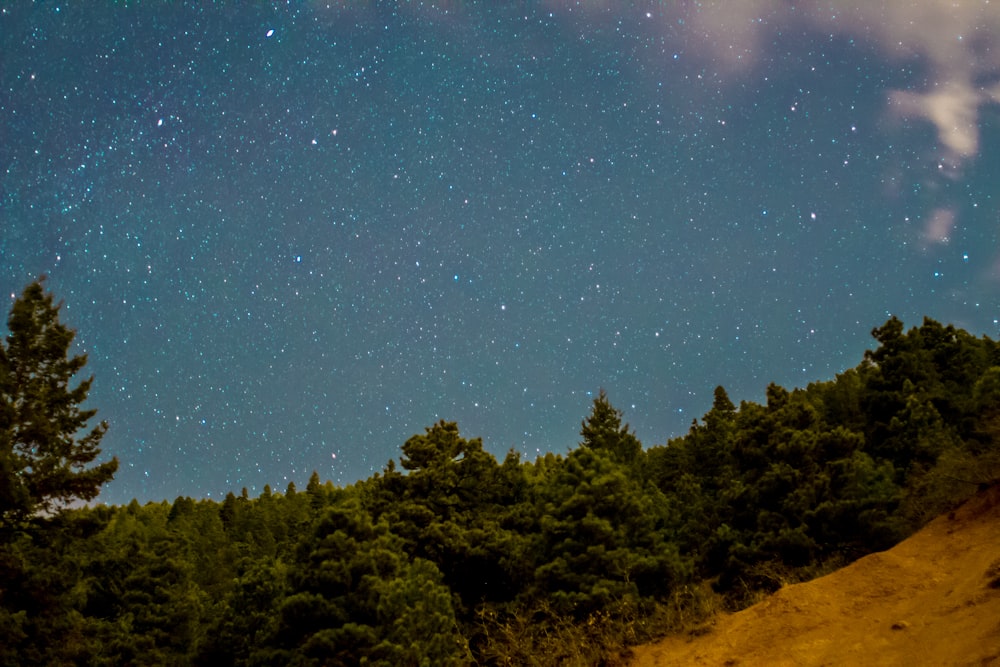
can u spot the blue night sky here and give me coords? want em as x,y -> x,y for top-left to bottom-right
3,2 -> 999,505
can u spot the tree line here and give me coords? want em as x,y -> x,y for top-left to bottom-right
1,279 -> 999,665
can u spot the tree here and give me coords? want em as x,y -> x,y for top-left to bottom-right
530,447 -> 687,617
579,390 -> 642,464
265,501 -> 469,665
0,278 -> 117,530
366,422 -> 525,611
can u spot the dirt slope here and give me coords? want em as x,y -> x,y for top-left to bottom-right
630,485 -> 1000,667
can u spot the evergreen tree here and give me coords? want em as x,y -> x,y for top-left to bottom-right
0,279 -> 117,531
579,390 -> 642,464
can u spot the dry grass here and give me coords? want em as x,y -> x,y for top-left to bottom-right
629,484 -> 1000,666
471,597 -> 666,667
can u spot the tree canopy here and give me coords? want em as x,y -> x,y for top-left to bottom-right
1,310 -> 999,665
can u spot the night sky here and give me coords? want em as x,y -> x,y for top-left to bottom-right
3,2 -> 999,505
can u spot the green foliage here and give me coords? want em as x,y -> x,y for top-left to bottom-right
579,389 -> 642,464
530,447 -> 687,617
2,313 -> 999,665
364,421 -> 530,613
264,500 -> 469,665
0,279 -> 117,531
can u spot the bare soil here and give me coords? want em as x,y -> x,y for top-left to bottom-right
629,485 -> 1000,666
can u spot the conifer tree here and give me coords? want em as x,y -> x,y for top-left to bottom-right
0,279 -> 117,530
579,389 -> 641,464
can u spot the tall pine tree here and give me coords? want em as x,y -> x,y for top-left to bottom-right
0,279 -> 117,530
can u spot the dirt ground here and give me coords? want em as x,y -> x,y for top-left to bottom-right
629,485 -> 1000,667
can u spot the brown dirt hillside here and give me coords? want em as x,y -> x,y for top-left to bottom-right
630,485 -> 1000,667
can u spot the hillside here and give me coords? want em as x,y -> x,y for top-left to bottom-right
630,484 -> 1000,667
4,306 -> 999,665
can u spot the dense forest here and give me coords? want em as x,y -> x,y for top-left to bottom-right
2,280 -> 1000,665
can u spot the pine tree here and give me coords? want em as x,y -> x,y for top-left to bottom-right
0,279 -> 118,530
579,389 -> 641,464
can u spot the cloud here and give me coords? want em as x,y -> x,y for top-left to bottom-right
922,207 -> 957,246
862,2 -> 1000,166
323,1 -> 1000,166
674,1 -> 1000,166
890,84 -> 981,164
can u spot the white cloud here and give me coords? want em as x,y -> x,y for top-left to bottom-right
922,207 -> 957,246
890,83 -> 980,161
860,2 -> 1000,166
637,1 -> 1000,165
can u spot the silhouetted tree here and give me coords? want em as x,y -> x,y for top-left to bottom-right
579,390 -> 641,464
0,278 -> 117,531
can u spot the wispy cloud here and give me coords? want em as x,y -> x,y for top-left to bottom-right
922,206 -> 957,246
600,1 -> 1000,167
861,1 -> 1000,167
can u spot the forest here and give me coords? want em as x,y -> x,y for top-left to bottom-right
2,279 -> 1000,666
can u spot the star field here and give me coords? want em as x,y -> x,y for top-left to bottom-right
3,3 -> 999,504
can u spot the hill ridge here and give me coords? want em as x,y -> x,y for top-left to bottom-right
630,484 -> 1000,666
